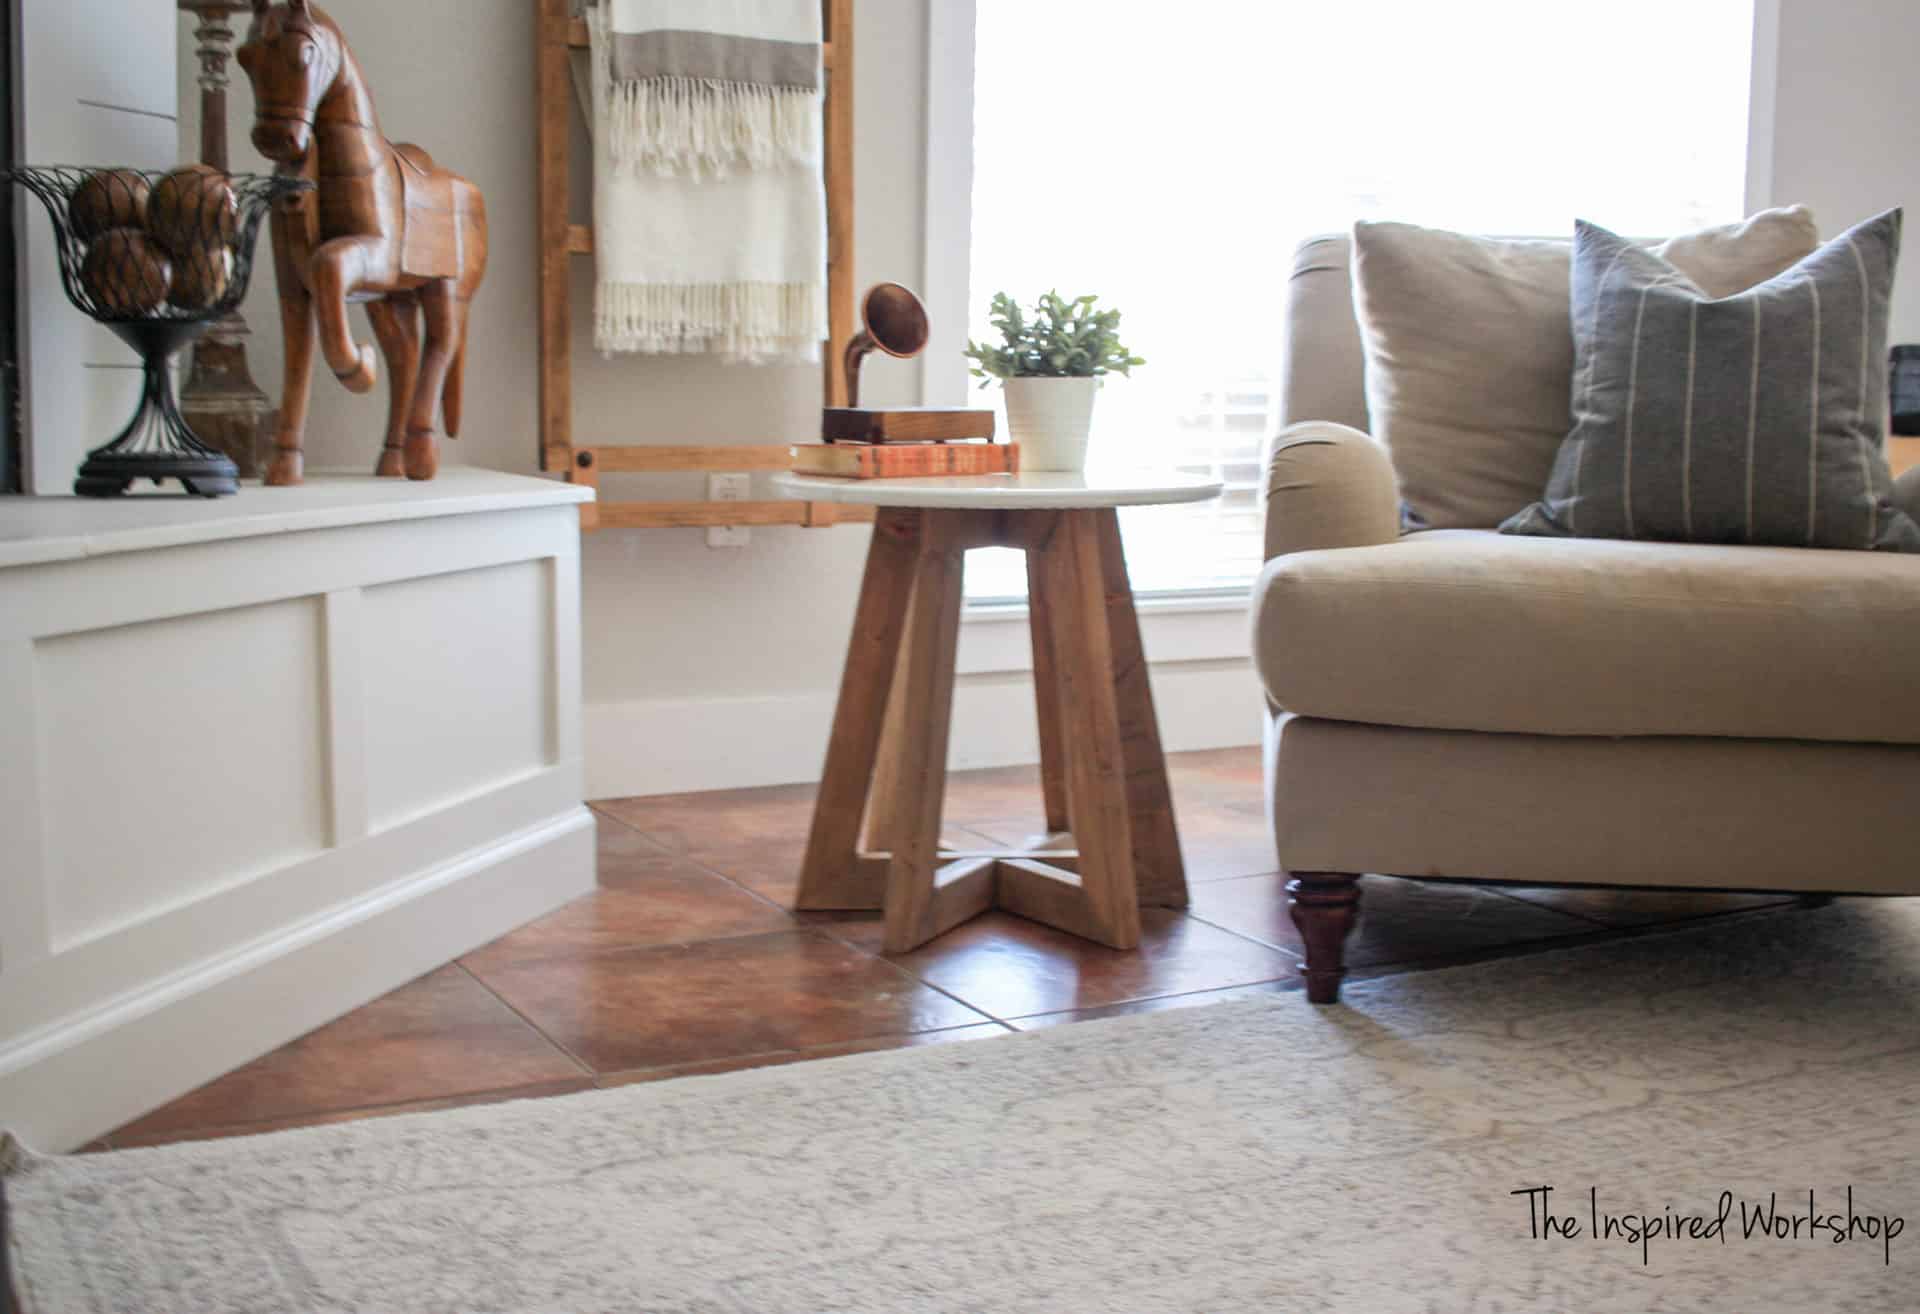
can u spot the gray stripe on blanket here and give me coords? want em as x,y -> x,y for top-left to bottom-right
611,30 -> 820,90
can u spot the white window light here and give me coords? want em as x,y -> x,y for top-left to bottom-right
953,0 -> 1757,602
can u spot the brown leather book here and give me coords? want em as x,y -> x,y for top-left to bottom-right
791,442 -> 1019,479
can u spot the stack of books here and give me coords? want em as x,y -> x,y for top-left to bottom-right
792,407 -> 1015,479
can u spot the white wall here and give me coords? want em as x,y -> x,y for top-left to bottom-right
1753,0 -> 1920,339
185,1 -> 1264,798
19,1 -> 177,494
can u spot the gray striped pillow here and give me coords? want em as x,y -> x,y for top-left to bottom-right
1502,209 -> 1920,551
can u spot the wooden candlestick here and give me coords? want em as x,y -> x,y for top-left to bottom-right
178,0 -> 276,480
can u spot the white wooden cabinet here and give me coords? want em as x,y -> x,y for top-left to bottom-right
0,470 -> 596,1151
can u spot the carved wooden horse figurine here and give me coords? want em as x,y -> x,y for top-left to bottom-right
238,0 -> 487,484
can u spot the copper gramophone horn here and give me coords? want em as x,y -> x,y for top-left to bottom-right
842,282 -> 930,407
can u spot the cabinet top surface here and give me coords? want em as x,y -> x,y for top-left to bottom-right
772,469 -> 1224,509
0,468 -> 592,569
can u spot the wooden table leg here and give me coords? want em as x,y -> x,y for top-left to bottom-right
796,508 -> 921,910
862,587 -> 913,855
1094,509 -> 1189,909
1025,538 -> 1073,836
881,512 -> 986,953
795,505 -> 1183,956
1033,510 -> 1142,950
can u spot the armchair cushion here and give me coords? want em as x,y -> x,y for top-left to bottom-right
1253,528 -> 1920,744
1350,209 -> 1820,531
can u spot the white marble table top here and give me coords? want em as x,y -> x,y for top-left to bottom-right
772,468 -> 1224,510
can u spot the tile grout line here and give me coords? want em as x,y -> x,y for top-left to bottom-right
454,961 -> 600,1081
1335,902 -> 1823,984
1178,909 -> 1306,961
589,805 -> 803,919
879,967 -> 1009,1027
468,922 -> 812,973
1343,930 -> 1628,983
1480,885 -> 1620,929
1488,885 -> 1812,932
1003,980 -> 1305,1030
1181,893 -> 1636,972
591,1020 -> 1019,1087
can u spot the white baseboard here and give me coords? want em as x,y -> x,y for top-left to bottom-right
587,659 -> 1263,799
0,807 -> 595,1154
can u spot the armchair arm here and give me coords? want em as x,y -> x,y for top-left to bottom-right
1895,465 -> 1920,524
1253,421 -> 1399,719
1262,421 -> 1401,561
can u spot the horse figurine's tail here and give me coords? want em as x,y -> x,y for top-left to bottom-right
443,302 -> 468,438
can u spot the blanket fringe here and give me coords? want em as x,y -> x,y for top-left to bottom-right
606,78 -> 818,180
595,280 -> 824,363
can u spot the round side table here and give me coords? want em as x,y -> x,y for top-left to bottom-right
773,469 -> 1224,954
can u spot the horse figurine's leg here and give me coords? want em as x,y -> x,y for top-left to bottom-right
404,279 -> 462,480
265,204 -> 317,487
308,235 -> 395,395
443,296 -> 472,439
365,294 -> 420,478
409,184 -> 486,475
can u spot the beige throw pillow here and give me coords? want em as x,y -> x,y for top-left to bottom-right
1350,207 -> 1820,529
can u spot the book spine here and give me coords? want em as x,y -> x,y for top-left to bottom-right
852,444 -> 1017,478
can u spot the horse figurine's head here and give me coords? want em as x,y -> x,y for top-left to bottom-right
236,0 -> 344,165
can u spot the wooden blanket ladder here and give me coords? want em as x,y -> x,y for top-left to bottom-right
535,0 -> 866,530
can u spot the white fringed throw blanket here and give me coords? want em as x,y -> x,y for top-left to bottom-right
586,1 -> 826,361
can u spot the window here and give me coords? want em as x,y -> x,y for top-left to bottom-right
957,0 -> 1756,602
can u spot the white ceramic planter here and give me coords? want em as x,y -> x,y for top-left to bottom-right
1003,376 -> 1099,472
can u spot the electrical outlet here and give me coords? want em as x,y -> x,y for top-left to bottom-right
707,473 -> 752,548
708,473 -> 751,501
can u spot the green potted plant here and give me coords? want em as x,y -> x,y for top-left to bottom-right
964,291 -> 1144,471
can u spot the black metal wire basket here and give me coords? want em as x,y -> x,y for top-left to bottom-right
4,165 -> 311,496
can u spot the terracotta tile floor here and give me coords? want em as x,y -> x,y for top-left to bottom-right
107,746 -> 1814,1150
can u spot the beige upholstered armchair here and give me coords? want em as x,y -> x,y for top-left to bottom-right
1255,235 -> 1920,1003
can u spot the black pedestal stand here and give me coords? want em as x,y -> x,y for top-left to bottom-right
0,164 -> 306,500
74,318 -> 239,498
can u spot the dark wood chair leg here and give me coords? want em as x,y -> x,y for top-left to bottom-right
1286,872 -> 1361,1004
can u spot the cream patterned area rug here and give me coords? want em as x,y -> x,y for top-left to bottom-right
8,901 -> 1920,1313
